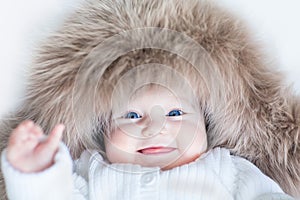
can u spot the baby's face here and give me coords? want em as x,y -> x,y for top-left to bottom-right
105,85 -> 207,170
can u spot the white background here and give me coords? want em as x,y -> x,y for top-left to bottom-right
0,0 -> 299,118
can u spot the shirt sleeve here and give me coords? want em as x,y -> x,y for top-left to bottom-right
1,143 -> 76,200
232,156 -> 294,200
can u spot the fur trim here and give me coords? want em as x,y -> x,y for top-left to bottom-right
0,0 -> 299,198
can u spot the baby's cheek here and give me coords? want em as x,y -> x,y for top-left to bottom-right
113,120 -> 142,138
164,119 -> 182,135
105,136 -> 136,164
176,119 -> 206,148
107,128 -> 133,149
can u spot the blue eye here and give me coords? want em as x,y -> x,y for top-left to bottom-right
124,111 -> 141,119
167,109 -> 183,117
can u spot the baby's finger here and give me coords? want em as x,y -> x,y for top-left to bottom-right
30,124 -> 44,138
44,124 -> 65,151
9,120 -> 34,145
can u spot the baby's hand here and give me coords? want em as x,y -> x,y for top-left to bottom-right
6,120 -> 64,173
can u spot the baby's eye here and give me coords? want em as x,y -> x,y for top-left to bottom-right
166,109 -> 184,117
124,111 -> 142,119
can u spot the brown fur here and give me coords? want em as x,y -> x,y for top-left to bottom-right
1,0 -> 300,198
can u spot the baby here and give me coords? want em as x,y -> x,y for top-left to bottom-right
1,66 -> 293,199
0,0 -> 299,199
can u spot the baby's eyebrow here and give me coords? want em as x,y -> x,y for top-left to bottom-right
177,97 -> 200,111
174,95 -> 195,105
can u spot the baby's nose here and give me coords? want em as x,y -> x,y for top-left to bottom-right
141,105 -> 166,137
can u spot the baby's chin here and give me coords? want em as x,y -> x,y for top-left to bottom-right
105,150 -> 202,170
160,153 -> 202,170
130,152 -> 202,170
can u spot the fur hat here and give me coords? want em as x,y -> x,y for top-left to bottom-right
1,0 -> 299,198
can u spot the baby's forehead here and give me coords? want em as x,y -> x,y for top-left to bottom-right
129,84 -> 189,100
113,84 -> 199,110
105,63 -> 205,114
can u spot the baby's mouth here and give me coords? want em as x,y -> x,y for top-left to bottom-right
137,146 -> 176,155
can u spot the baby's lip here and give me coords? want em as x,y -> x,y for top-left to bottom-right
137,146 -> 176,155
